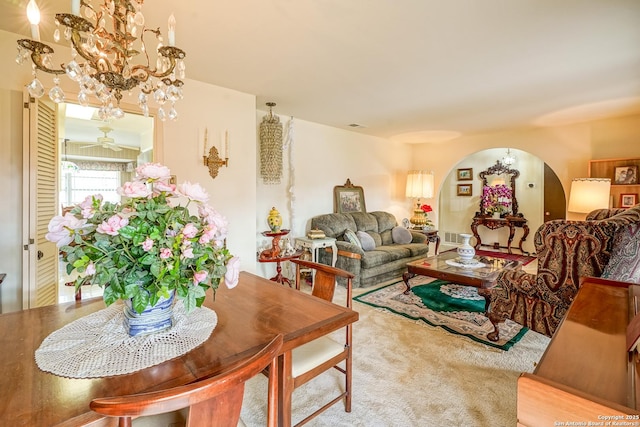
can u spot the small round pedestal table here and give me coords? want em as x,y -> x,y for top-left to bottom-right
258,230 -> 303,287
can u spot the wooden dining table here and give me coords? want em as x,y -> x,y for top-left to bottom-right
0,271 -> 358,426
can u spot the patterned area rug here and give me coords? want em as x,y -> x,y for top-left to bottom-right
354,276 -> 528,350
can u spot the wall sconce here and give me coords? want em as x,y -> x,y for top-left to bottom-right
202,128 -> 229,179
567,178 -> 611,214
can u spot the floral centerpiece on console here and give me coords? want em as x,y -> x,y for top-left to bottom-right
481,184 -> 512,216
46,163 -> 240,315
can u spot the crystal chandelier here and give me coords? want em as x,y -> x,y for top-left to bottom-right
16,0 -> 186,121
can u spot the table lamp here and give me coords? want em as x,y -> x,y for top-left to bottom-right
406,170 -> 434,229
567,178 -> 611,215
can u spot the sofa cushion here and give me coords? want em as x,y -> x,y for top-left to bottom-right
601,223 -> 640,284
357,231 -> 376,251
391,226 -> 412,244
361,246 -> 412,269
344,229 -> 361,248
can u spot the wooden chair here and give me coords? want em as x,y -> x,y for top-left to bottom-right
288,259 -> 355,426
90,334 -> 283,427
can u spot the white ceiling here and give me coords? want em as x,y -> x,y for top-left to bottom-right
3,0 -> 640,142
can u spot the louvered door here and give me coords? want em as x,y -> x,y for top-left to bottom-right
22,94 -> 58,308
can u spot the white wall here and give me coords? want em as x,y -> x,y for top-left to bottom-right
161,80 -> 258,275
254,111 -> 413,279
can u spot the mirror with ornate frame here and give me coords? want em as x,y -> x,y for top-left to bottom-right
478,161 -> 521,216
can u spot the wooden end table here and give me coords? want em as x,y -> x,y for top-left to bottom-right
258,230 -> 303,287
402,250 -> 521,341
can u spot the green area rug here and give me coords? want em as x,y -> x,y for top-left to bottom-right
354,276 -> 528,350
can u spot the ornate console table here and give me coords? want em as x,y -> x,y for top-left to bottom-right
471,214 -> 529,255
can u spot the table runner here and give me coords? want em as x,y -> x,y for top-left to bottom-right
35,300 -> 217,378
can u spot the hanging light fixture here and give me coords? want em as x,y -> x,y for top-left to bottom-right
501,148 -> 516,166
259,102 -> 283,185
16,0 -> 186,122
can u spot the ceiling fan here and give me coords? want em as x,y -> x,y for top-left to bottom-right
75,126 -> 137,152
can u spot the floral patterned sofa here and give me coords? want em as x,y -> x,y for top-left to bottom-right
311,211 -> 429,288
488,204 -> 640,337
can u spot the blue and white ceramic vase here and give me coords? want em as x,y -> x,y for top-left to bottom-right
123,289 -> 175,337
457,233 -> 476,264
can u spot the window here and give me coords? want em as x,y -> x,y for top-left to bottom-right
60,169 -> 121,207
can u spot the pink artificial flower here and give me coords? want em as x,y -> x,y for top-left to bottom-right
181,246 -> 194,259
193,270 -> 208,285
117,181 -> 152,198
153,180 -> 176,195
224,256 -> 241,289
85,262 -> 96,275
198,204 -> 228,240
142,237 -> 154,251
79,194 -> 103,218
198,224 -> 216,244
96,214 -> 129,236
182,223 -> 198,239
136,163 -> 171,182
160,248 -> 173,259
45,213 -> 88,248
178,181 -> 209,203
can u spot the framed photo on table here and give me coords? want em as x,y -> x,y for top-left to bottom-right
334,179 -> 366,213
620,194 -> 637,208
457,168 -> 473,181
615,166 -> 638,184
457,183 -> 472,196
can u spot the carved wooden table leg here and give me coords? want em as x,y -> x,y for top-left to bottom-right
478,288 -> 500,342
518,223 -> 530,255
471,220 -> 482,250
402,272 -> 416,295
506,222 -> 516,254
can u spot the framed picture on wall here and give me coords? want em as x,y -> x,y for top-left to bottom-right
614,166 -> 638,184
457,168 -> 473,181
457,183 -> 472,196
334,179 -> 366,213
620,193 -> 637,208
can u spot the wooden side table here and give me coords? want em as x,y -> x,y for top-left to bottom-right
258,230 -> 302,287
413,229 -> 440,255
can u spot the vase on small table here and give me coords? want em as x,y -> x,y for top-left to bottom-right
457,233 -> 476,264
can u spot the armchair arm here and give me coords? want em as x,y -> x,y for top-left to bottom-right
334,241 -> 364,257
409,231 -> 428,244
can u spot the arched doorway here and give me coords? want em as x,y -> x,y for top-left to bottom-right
437,148 -> 565,255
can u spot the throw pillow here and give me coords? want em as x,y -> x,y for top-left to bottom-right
601,224 -> 640,284
391,226 -> 412,245
357,230 -> 376,251
343,229 -> 362,249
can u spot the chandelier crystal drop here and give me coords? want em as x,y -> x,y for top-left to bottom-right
17,0 -> 186,121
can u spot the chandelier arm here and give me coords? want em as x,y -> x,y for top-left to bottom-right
17,40 -> 66,75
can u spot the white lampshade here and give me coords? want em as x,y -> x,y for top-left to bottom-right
567,178 -> 611,213
406,171 -> 434,198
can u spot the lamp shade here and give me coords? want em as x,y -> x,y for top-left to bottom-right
567,178 -> 611,213
405,170 -> 434,198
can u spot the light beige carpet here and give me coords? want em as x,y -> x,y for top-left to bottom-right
239,279 -> 550,427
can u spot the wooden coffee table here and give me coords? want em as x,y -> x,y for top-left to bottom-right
402,250 -> 521,341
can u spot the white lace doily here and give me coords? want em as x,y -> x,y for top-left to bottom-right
445,259 -> 487,269
35,301 -> 217,378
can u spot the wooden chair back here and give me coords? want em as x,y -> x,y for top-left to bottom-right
291,259 -> 354,306
90,334 -> 283,427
